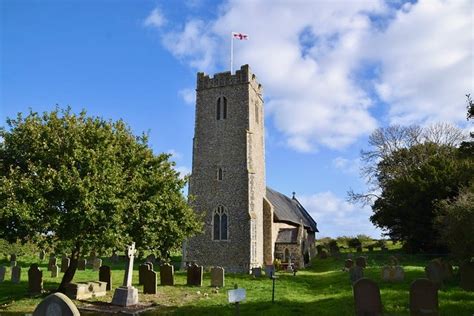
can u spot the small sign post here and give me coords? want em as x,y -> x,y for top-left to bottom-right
228,284 -> 246,316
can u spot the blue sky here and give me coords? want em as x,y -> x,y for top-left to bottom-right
1,0 -> 472,238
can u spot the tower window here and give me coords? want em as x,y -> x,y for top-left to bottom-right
217,168 -> 223,180
213,205 -> 228,240
216,97 -> 228,120
255,103 -> 259,124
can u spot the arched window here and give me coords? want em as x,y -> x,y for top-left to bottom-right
216,98 -> 221,120
213,206 -> 228,240
217,97 -> 228,120
217,168 -> 223,180
223,97 -> 227,119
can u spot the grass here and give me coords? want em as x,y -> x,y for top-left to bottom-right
0,249 -> 473,315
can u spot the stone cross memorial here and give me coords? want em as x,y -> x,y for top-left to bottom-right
112,242 -> 139,306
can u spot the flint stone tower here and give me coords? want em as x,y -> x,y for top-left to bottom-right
184,65 -> 265,272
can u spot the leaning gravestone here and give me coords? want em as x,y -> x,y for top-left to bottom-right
160,263 -> 175,286
33,292 -> 80,316
345,259 -> 354,270
112,242 -> 139,306
77,259 -> 87,271
210,266 -> 225,287
0,266 -> 6,282
11,264 -> 21,284
139,264 -> 151,285
48,257 -> 57,272
460,262 -> 474,291
28,264 -> 43,294
51,264 -> 59,278
186,263 -> 203,286
425,260 -> 443,287
410,278 -> 438,316
61,257 -> 70,273
356,257 -> 367,268
143,269 -> 157,294
99,265 -> 112,291
350,266 -> 364,284
353,278 -> 383,316
92,258 -> 102,271
251,267 -> 262,277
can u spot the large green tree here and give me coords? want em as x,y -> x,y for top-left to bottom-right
0,108 -> 201,292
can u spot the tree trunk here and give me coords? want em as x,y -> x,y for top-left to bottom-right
57,247 -> 80,293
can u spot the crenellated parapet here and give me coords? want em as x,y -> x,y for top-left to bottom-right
197,64 -> 263,95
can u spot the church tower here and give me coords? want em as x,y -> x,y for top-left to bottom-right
184,65 -> 266,272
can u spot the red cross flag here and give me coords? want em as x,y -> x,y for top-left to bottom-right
232,32 -> 249,40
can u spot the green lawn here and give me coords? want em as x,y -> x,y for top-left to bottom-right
0,250 -> 473,315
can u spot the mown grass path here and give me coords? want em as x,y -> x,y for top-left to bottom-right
0,251 -> 473,315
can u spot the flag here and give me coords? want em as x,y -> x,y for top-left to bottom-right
232,32 -> 249,40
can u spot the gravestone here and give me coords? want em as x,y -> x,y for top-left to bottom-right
393,266 -> 404,282
48,257 -> 57,272
139,264 -> 151,285
389,256 -> 399,266
11,264 -> 21,283
0,266 -> 6,282
61,257 -> 70,273
112,242 -> 139,306
459,262 -> 474,291
160,263 -> 175,286
92,258 -> 102,271
33,292 -> 80,316
410,278 -> 438,316
265,265 -> 275,278
186,263 -> 203,286
51,264 -> 59,278
66,281 -> 107,300
319,250 -> 328,259
345,259 -> 354,270
99,265 -> 112,291
143,269 -> 157,294
28,264 -> 43,294
349,266 -> 364,284
441,261 -> 453,280
39,250 -> 45,261
251,267 -> 262,277
382,266 -> 404,282
353,278 -> 383,316
425,260 -> 443,287
10,254 -> 17,263
356,246 -> 363,253
356,257 -> 367,268
210,266 -> 225,287
145,261 -> 154,271
381,266 -> 392,282
10,260 -> 17,268
77,259 -> 87,271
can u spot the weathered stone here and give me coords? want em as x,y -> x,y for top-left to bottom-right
382,266 -> 404,282
410,278 -> 438,316
92,258 -> 102,271
355,256 -> 367,268
99,265 -> 112,291
146,254 -> 156,264
11,264 -> 21,283
393,266 -> 405,282
77,259 -> 87,271
145,261 -> 154,271
353,278 -> 383,316
48,257 -> 57,272
210,266 -> 225,287
0,266 -> 6,282
460,261 -> 474,291
33,292 -> 80,316
186,263 -> 203,286
345,259 -> 354,270
265,265 -> 275,278
251,267 -> 262,277
389,256 -> 399,266
160,263 -> 175,286
143,269 -> 157,294
61,257 -> 70,273
349,266 -> 364,284
51,264 -> 59,278
39,250 -> 45,261
425,260 -> 443,287
65,281 -> 107,300
441,261 -> 453,280
139,264 -> 151,285
112,242 -> 139,306
28,264 -> 43,294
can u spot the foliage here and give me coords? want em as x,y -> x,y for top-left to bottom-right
347,237 -> 362,249
0,239 -> 38,259
435,183 -> 474,261
0,107 -> 202,290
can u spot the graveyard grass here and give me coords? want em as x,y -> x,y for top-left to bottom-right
1,249 -> 473,315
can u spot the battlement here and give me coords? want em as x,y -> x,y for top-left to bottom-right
197,64 -> 263,95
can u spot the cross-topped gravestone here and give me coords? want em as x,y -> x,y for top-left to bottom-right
112,242 -> 138,306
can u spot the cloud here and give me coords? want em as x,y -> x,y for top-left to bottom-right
143,7 -> 166,28
146,0 -> 473,151
298,191 -> 382,238
174,165 -> 191,179
178,88 -> 196,106
332,157 -> 360,174
167,149 -> 183,160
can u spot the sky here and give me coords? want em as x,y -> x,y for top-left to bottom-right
1,0 -> 473,238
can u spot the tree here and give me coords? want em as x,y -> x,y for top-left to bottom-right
0,108 -> 202,292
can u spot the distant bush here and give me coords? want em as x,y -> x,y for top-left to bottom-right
347,238 -> 362,249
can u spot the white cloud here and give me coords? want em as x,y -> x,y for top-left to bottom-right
143,8 -> 166,28
167,149 -> 183,160
332,157 -> 360,175
174,165 -> 191,179
298,191 -> 382,238
178,88 -> 196,106
146,0 -> 473,151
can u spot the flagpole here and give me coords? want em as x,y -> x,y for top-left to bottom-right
230,32 -> 234,73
